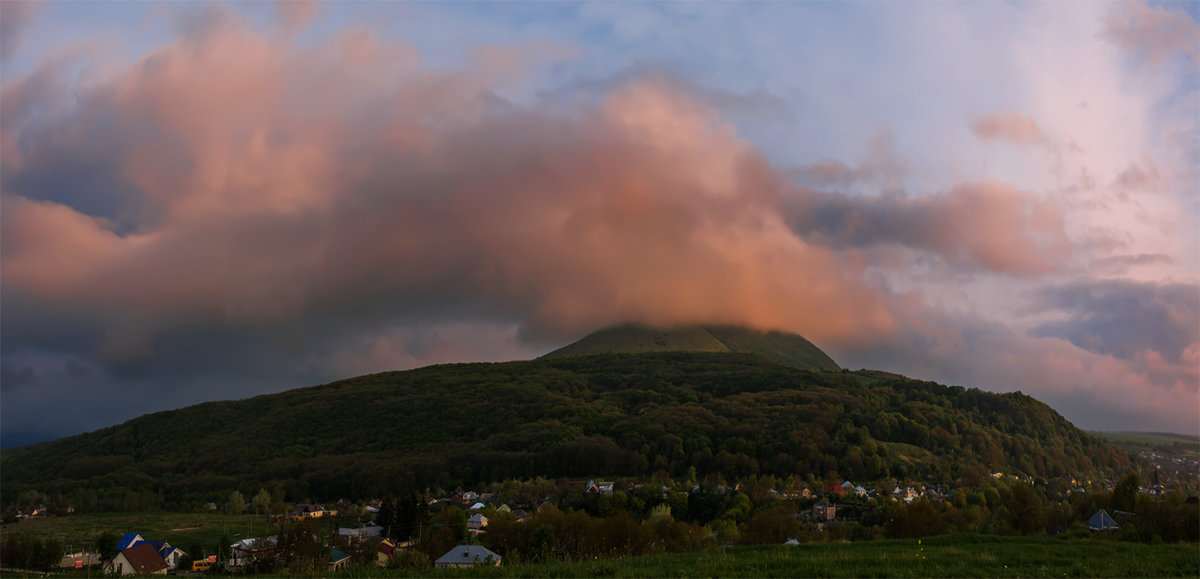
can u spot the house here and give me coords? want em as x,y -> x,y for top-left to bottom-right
784,538 -> 801,545
337,525 -> 384,538
893,486 -> 918,503
113,543 -> 168,575
813,501 -> 836,522
230,536 -> 278,567
329,548 -> 351,571
291,504 -> 336,518
1087,509 -> 1120,531
374,538 -> 397,566
147,541 -> 186,569
115,533 -> 145,553
585,480 -> 614,494
469,501 -> 487,511
434,545 -> 502,568
512,509 -> 530,523
467,513 -> 489,534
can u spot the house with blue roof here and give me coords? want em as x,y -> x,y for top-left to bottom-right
147,540 -> 186,569
115,533 -> 144,553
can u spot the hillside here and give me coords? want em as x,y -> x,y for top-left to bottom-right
541,324 -> 841,371
1,349 -> 1132,507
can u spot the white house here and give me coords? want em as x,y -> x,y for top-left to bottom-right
112,543 -> 167,575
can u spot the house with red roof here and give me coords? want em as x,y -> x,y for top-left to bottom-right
112,542 -> 168,575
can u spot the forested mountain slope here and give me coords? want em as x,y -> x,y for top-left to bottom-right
541,324 -> 841,371
1,350 -> 1132,507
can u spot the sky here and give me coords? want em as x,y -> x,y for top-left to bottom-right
1,0 -> 1198,446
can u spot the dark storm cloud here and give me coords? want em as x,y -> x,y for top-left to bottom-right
0,361 -> 39,391
1031,279 -> 1200,364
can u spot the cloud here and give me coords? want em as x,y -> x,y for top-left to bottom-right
0,0 -> 40,61
841,307 -> 1198,434
970,110 -> 1050,147
1111,159 -> 1165,193
0,20 -> 900,367
1104,1 -> 1200,66
785,180 -> 1071,275
0,361 -> 39,392
1031,279 -> 1200,365
275,0 -> 320,36
790,131 -> 908,188
2,3 -> 1196,442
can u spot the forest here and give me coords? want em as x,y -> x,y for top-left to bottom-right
1,351 -> 1134,511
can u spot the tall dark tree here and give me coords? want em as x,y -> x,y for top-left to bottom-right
94,531 -> 120,560
1007,482 -> 1045,535
1113,473 -> 1140,512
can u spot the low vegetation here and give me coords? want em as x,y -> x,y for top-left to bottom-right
353,536 -> 1200,578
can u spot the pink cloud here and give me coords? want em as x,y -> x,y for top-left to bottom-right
4,6 -> 1192,438
275,0 -> 320,36
1104,0 -> 1200,66
0,19 -> 898,352
789,180 -> 1071,275
970,110 -> 1049,146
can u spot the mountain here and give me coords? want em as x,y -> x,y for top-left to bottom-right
1,334 -> 1134,507
541,324 -> 841,371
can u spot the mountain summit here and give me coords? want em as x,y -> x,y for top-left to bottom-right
540,324 -> 840,371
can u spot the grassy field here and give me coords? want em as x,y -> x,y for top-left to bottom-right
0,512 -> 278,554
329,535 -> 1199,578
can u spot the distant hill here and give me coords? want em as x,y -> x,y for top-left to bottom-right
1092,431 -> 1200,460
541,324 -> 841,371
1,347 -> 1133,507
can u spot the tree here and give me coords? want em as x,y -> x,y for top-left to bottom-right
227,491 -> 245,514
251,489 -> 272,515
739,505 -> 801,545
1113,473 -> 1139,513
216,534 -> 231,564
95,531 -> 120,560
1007,482 -> 1045,535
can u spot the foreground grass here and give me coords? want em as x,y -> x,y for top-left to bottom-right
336,535 -> 1198,578
0,512 -> 277,552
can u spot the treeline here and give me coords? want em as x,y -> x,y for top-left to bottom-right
372,474 -> 1200,571
0,534 -> 64,571
2,352 -> 1135,508
454,476 -> 1198,569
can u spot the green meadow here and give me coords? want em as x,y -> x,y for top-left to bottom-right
1,511 -> 275,555
341,535 -> 1197,578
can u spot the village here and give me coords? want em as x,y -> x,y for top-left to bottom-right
17,465 -> 1194,574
